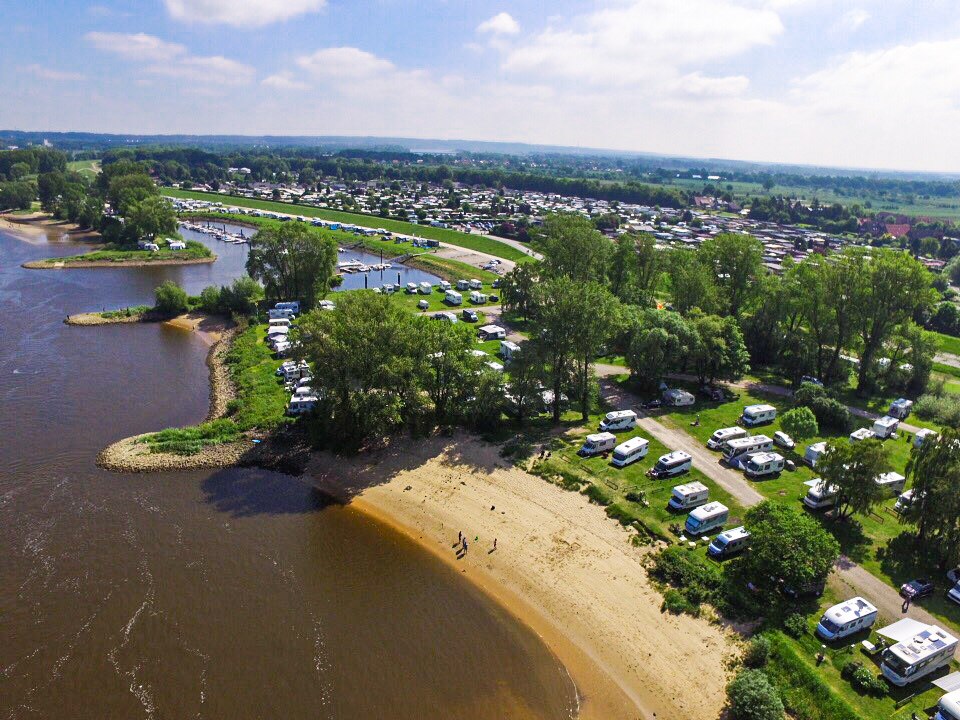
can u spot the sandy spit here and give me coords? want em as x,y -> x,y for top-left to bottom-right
65,311 -> 147,326
23,256 -> 216,269
0,212 -> 100,239
306,435 -> 739,720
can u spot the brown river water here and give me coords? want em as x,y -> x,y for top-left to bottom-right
0,225 -> 578,719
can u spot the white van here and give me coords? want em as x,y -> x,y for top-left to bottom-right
743,452 -> 785,479
662,388 -> 695,407
405,282 -> 418,294
723,435 -> 774,464
649,451 -> 693,478
815,597 -> 878,641
707,426 -> 747,450
914,428 -> 938,448
708,526 -> 750,559
611,437 -> 649,468
275,301 -> 300,314
804,441 -> 828,468
578,432 -> 617,457
936,690 -> 960,720
268,308 -> 295,320
875,472 -> 906,495
668,481 -> 709,511
456,279 -> 470,291
599,410 -> 638,432
889,398 -> 914,420
269,317 -> 292,329
741,404 -> 777,427
685,502 -> 729,536
872,415 -> 900,439
468,279 -> 483,290
894,489 -> 916,514
418,282 -> 433,295
444,290 -> 463,306
803,478 -> 838,510
287,395 -> 318,415
439,280 -> 452,292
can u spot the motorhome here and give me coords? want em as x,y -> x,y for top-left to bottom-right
599,410 -> 638,432
889,398 -> 914,420
936,689 -> 960,720
611,437 -> 649,468
439,280 -> 451,292
456,279 -> 470,291
649,451 -> 693,478
578,432 -> 617,457
287,394 -> 318,415
405,282 -> 418,294
469,290 -> 487,304
318,300 -> 335,311
849,428 -> 876,442
743,452 -> 785,479
477,325 -> 506,341
444,290 -> 463,306
433,312 -> 458,324
468,279 -> 483,290
741,404 -> 777,427
662,388 -> 695,407
418,282 -> 433,295
723,435 -> 774,463
803,478 -> 838,510
275,301 -> 301,314
668,481 -> 709,511
804,441 -> 828,468
875,471 -> 907,495
268,317 -> 292,329
873,415 -> 900,439
879,619 -> 958,686
707,426 -> 748,450
499,341 -> 521,361
708,526 -> 750,559
815,597 -> 878,641
685,502 -> 729,536
915,428 -> 938,448
268,308 -> 295,320
895,489 -> 916,514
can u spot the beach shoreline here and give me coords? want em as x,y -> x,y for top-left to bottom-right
23,256 -> 216,269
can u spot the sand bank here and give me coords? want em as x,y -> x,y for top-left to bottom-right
307,436 -> 739,720
23,255 -> 215,269
0,212 -> 99,239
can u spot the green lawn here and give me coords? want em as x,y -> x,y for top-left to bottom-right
67,159 -> 101,180
932,331 -> 960,357
165,188 -> 531,263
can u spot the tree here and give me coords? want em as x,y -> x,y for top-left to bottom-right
500,262 -> 538,319
420,321 -> 480,423
743,502 -> 839,595
0,181 -> 35,210
688,312 -> 750,384
218,276 -> 264,315
698,233 -> 765,316
125,195 -> 177,242
532,213 -> 612,283
904,429 -> 960,566
726,669 -> 783,720
626,309 -> 697,388
665,248 -> 719,315
505,342 -> 546,425
246,223 -> 337,310
107,172 -> 158,215
154,281 -> 189,316
779,406 -> 818,442
817,439 -> 890,520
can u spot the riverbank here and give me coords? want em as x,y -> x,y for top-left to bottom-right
24,255 -> 216,269
0,212 -> 100,240
306,435 -> 739,720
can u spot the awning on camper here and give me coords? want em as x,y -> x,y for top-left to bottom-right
876,618 -> 929,644
933,672 -> 960,693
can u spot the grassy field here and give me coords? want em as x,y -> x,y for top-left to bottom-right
41,239 -> 212,264
932,331 -> 960,357
67,159 -> 101,180
165,188 -> 531,263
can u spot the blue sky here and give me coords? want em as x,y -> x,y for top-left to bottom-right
4,0 -> 960,172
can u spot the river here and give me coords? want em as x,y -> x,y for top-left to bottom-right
0,224 -> 578,719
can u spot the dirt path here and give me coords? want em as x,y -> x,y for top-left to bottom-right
935,352 -> 960,369
831,557 -> 939,627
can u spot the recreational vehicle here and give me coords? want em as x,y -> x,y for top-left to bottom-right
875,471 -> 907,495
599,410 -> 638,432
743,452 -> 785,479
275,301 -> 301,314
578,432 -> 617,457
287,395 -> 318,416
499,341 -> 521,361
803,478 -> 838,510
432,312 -> 458,324
468,279 -> 483,290
611,437 -> 649,468
685,502 -> 729,536
444,290 -> 463,305
405,283 -> 418,294
915,428 -> 938,448
804,441 -> 829,467
741,404 -> 777,427
477,325 -> 506,341
850,428 -> 876,442
708,526 -> 750,559
873,415 -> 900,439
456,279 -> 471,291
723,435 -> 774,463
439,280 -> 451,292
889,398 -> 914,420
318,300 -> 335,311
418,282 -> 433,295
815,597 -> 878,641
662,388 -> 695,407
668,481 -> 709,511
649,451 -> 693,478
469,291 -> 487,304
268,308 -> 295,320
268,317 -> 292,329
936,690 -> 960,720
895,489 -> 918,514
707,426 -> 748,450
879,620 -> 958,686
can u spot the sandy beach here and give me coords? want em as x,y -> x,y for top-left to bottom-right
0,212 -> 100,241
307,436 -> 739,720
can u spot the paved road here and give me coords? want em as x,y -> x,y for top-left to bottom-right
480,233 -> 543,261
935,351 -> 960,369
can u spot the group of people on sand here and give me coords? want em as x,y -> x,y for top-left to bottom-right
457,530 -> 495,557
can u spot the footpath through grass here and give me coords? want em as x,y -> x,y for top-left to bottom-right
165,188 -> 531,263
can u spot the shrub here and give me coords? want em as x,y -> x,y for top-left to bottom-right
583,483 -> 611,506
783,613 -> 808,638
726,669 -> 784,720
199,285 -> 222,313
605,503 -> 635,526
809,396 -> 851,433
780,406 -> 819,442
915,393 -> 960,426
155,280 -> 189,316
743,635 -> 771,668
841,662 -> 886,697
650,546 -> 724,608
662,588 -> 697,615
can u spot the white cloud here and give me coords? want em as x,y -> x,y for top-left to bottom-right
477,12 -> 520,36
84,31 -> 186,62
22,64 -> 86,82
262,72 -> 309,91
164,0 -> 326,28
297,47 -> 396,80
837,8 -> 870,31
149,56 -> 256,86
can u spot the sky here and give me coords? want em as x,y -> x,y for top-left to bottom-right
3,0 -> 960,172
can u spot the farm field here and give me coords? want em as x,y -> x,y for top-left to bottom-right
67,159 -> 101,180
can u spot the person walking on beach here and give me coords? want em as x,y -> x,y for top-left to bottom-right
458,530 -> 462,544
493,538 -> 497,551
462,539 -> 468,554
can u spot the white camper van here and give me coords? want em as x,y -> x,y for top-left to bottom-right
875,471 -> 907,495
804,441 -> 829,467
444,290 -> 463,305
707,426 -> 748,450
743,452 -> 785,479
268,307 -> 295,320
578,432 -> 617,457
708,526 -> 750,559
849,428 -> 877,442
815,597 -> 878,641
649,451 -> 692,478
803,478 -> 838,510
915,428 -> 938,449
936,690 -> 960,720
275,301 -> 300,314
662,389 -> 695,407
599,410 -> 638,432
456,279 -> 470,291
287,394 -> 318,416
880,620 -> 958,686
685,502 -> 729,536
894,489 -> 916,514
668,481 -> 709,511
889,398 -> 914,420
723,435 -> 774,464
468,279 -> 483,290
611,437 -> 649,468
873,415 -> 900,439
741,404 -> 777,427
469,290 -> 487,305
418,282 -> 433,295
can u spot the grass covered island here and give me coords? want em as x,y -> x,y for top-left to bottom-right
23,238 -> 214,268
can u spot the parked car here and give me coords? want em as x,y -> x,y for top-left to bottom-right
700,385 -> 725,401
461,309 -> 479,322
488,294 -> 499,303
800,375 -> 824,387
948,567 -> 960,586
900,579 -> 935,600
773,431 -> 795,450
642,399 -> 662,410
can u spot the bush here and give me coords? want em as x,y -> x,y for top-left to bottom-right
780,406 -> 818,442
726,669 -> 784,720
766,633 -> 862,720
743,635 -> 771,668
808,397 -> 852,433
199,285 -> 222,313
662,588 -> 697,615
650,546 -> 724,608
915,393 -> 960,426
783,613 -> 808,638
605,503 -> 635,526
583,483 -> 612,506
841,662 -> 887,697
155,280 -> 189,316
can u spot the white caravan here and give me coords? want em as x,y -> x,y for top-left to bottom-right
599,410 -> 638,432
872,415 -> 900,439
804,441 -> 829,468
743,452 -> 785,479
889,398 -> 914,419
685,502 -> 729,536
668,481 -> 709,511
578,432 -> 617,457
611,437 -> 649,468
850,428 -> 876,442
287,395 -> 318,415
815,597 -> 878,641
649,451 -> 693,478
875,471 -> 907,495
662,389 -> 695,407
468,279 -> 483,290
708,526 -> 751,559
707,426 -> 748,450
915,428 -> 938,448
880,620 -> 958,686
456,279 -> 470,291
741,404 -> 777,427
444,290 -> 463,305
803,478 -> 838,510
275,301 -> 300,314
936,690 -> 960,720
418,282 -> 433,295
723,435 -> 774,463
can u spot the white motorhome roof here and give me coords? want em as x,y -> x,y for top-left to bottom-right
673,481 -> 707,497
874,415 -> 900,429
938,688 -> 960,716
876,471 -> 906,485
916,428 -> 938,440
586,432 -> 616,444
804,478 -> 838,495
744,404 -> 776,414
747,452 -> 782,465
850,428 -> 876,441
658,451 -> 691,464
478,324 -> 505,334
605,410 -> 637,420
711,426 -> 743,439
715,526 -> 749,543
727,435 -> 772,449
614,437 -> 648,453
822,597 -> 877,626
805,441 -> 828,455
689,501 -> 728,521
881,622 -> 957,667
